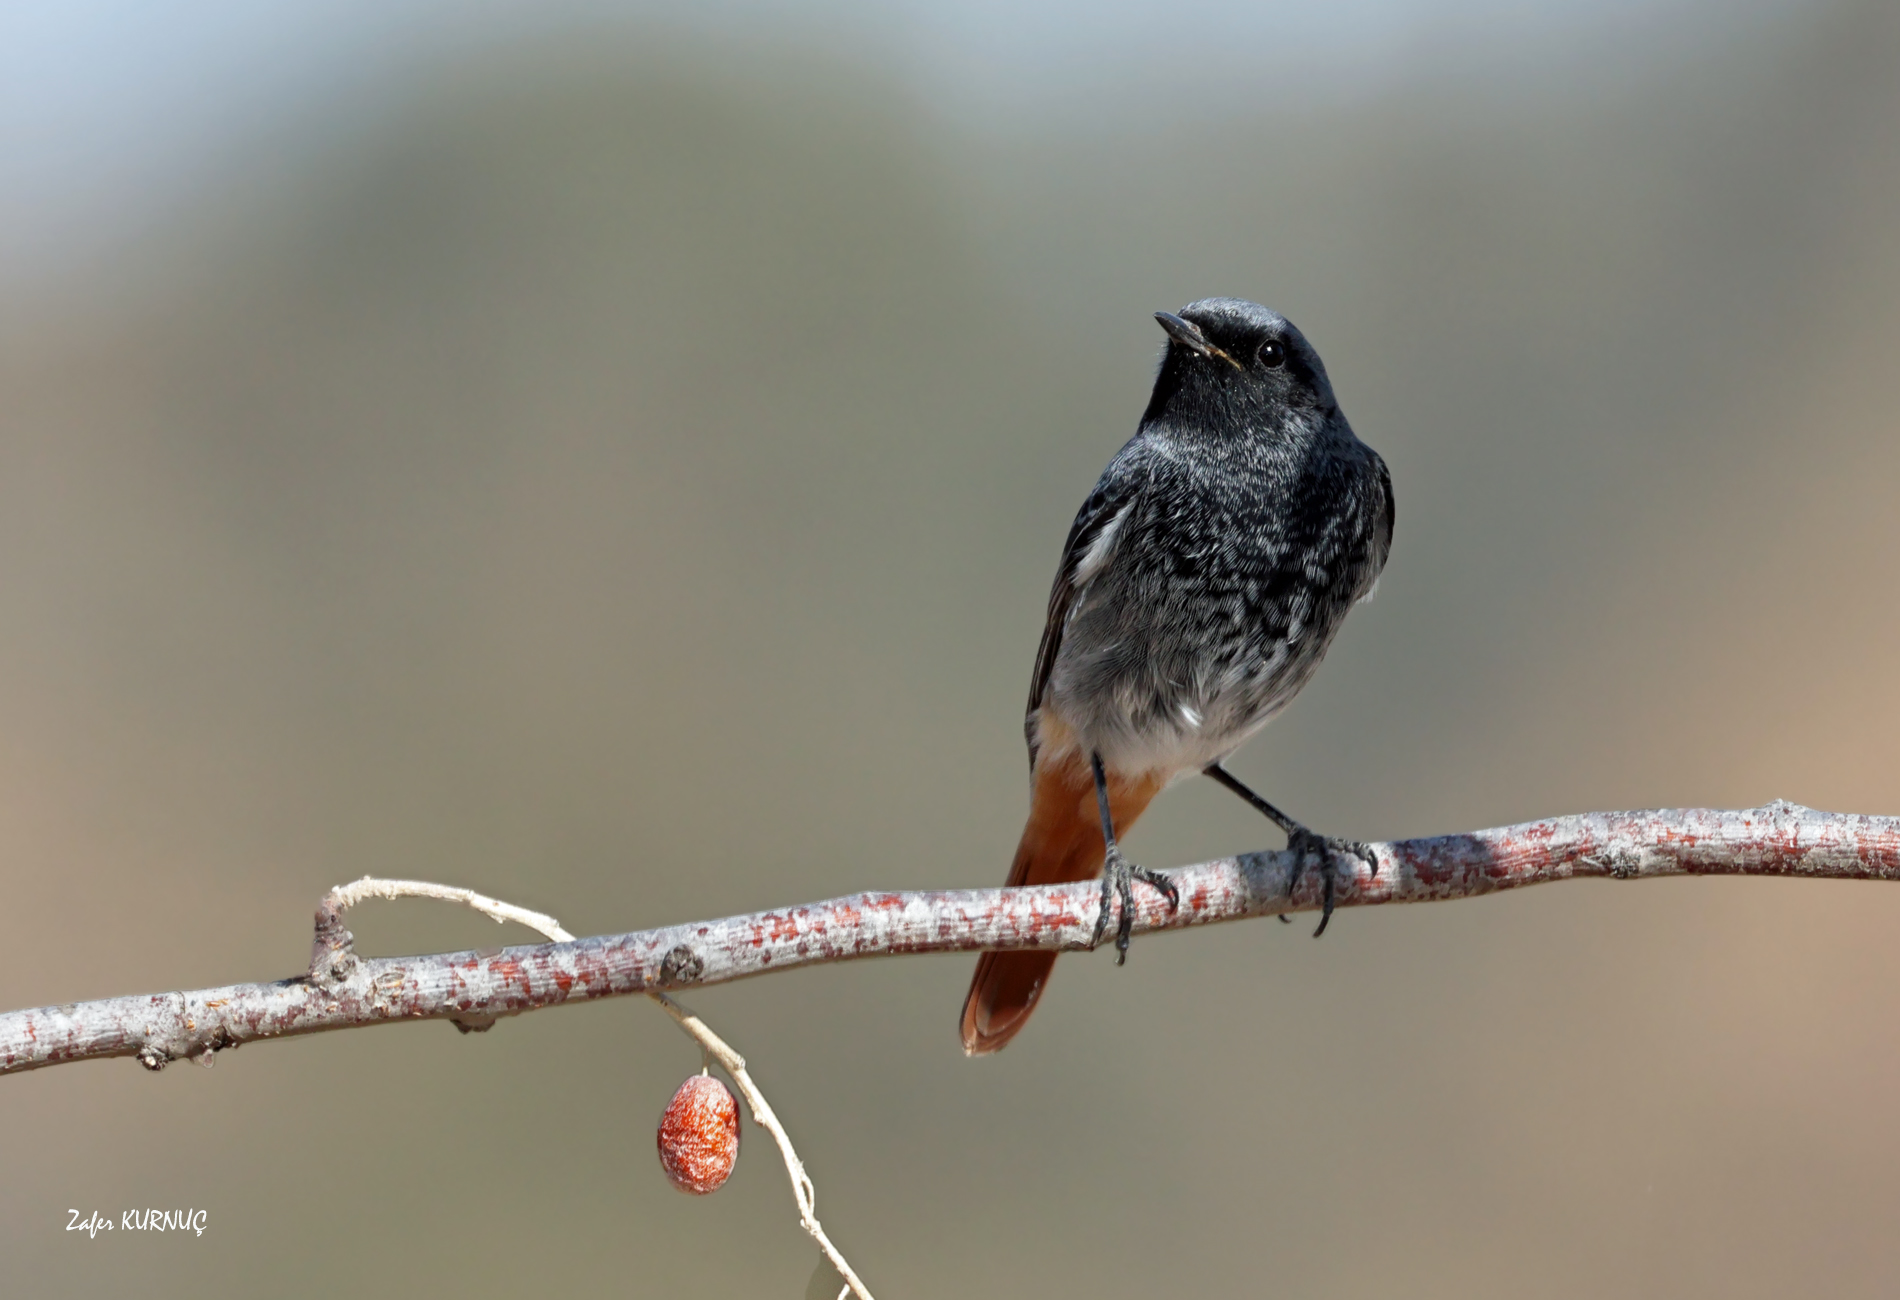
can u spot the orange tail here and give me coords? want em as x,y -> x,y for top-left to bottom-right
959,754 -> 1162,1055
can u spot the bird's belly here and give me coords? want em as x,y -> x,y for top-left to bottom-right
1042,630 -> 1327,779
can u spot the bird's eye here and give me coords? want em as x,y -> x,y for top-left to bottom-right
1258,340 -> 1286,369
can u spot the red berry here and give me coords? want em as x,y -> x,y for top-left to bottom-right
657,1073 -> 740,1194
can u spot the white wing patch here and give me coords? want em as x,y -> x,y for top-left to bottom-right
1072,501 -> 1134,585
1358,576 -> 1381,604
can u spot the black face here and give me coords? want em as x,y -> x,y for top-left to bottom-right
1146,298 -> 1334,427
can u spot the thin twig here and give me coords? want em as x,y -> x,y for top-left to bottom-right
649,991 -> 875,1300
304,877 -> 875,1298
5,802 -> 1898,1077
321,876 -> 577,942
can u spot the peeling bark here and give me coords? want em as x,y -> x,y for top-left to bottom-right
4,801 -> 1895,1075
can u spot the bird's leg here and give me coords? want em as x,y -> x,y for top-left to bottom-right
1202,761 -> 1376,938
1089,751 -> 1179,964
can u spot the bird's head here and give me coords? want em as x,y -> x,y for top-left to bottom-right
1144,298 -> 1337,430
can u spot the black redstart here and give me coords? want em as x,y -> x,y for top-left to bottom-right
960,297 -> 1394,1055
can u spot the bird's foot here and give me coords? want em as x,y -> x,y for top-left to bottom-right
1092,846 -> 1181,965
1284,828 -> 1378,938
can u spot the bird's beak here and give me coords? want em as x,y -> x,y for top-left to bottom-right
1154,311 -> 1211,354
1154,311 -> 1244,371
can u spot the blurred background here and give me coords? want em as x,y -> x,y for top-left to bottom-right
3,0 -> 1898,1295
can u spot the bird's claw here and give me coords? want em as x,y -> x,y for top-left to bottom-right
1285,830 -> 1378,938
1093,848 -> 1180,965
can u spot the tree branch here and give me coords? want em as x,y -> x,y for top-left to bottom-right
5,801 -> 1896,1076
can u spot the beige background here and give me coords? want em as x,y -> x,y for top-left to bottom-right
4,3 -> 1899,1295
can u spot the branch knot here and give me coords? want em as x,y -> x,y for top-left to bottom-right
658,944 -> 705,987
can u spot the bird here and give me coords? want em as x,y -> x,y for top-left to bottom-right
959,297 -> 1394,1056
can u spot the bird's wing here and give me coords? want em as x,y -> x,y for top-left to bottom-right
1368,450 -> 1395,586
1024,471 -> 1142,767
